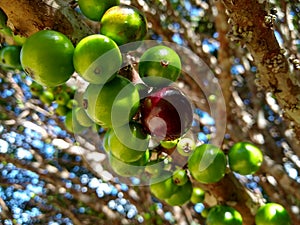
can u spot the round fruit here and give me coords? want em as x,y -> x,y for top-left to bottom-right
139,46 -> 181,87
84,75 -> 140,128
20,30 -> 74,87
66,99 -> 78,109
0,45 -> 22,70
160,139 -> 178,149
165,180 -> 192,206
228,142 -> 263,175
40,91 -> 54,105
29,81 -> 44,96
100,5 -> 148,46
255,203 -> 291,225
73,34 -> 122,84
108,122 -> 149,163
75,107 -> 94,127
172,169 -> 188,186
140,86 -> 193,141
78,0 -> 120,21
188,144 -> 227,184
55,105 -> 69,116
176,137 -> 196,156
64,110 -> 86,134
109,149 -> 149,177
190,187 -> 205,204
206,205 -> 243,225
150,172 -> 178,200
55,92 -> 70,105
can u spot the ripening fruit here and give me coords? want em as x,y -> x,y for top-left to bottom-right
73,34 -> 122,84
55,92 -> 70,105
83,75 -> 140,128
255,203 -> 291,225
78,0 -> 120,21
228,142 -> 263,175
140,86 -> 193,141
206,205 -> 243,225
20,30 -> 74,87
188,144 -> 227,184
139,45 -> 181,87
100,5 -> 148,46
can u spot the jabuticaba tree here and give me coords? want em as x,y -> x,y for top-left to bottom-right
0,0 -> 299,225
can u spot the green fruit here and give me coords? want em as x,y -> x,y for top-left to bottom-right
108,122 -> 149,163
64,110 -> 86,134
109,150 -> 149,177
255,203 -> 291,225
165,180 -> 192,206
55,92 -> 70,105
0,45 -> 22,70
20,30 -> 74,87
102,129 -> 112,153
206,205 -> 243,225
78,0 -> 120,21
84,75 -> 140,128
160,139 -> 178,149
188,144 -> 227,184
30,81 -> 44,96
73,34 -> 122,84
55,105 -> 69,116
150,172 -> 178,200
190,187 -> 205,204
228,142 -> 263,175
40,91 -> 54,105
172,169 -> 188,186
75,107 -> 94,127
66,99 -> 78,109
138,46 -> 181,87
176,137 -> 196,156
100,5 -> 148,46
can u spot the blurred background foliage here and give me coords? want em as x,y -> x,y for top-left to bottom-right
0,0 -> 300,224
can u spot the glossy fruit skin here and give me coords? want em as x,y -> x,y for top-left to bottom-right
84,75 -> 140,128
139,46 -> 181,87
228,142 -> 263,175
255,203 -> 291,225
73,34 -> 122,84
100,5 -> 148,46
172,169 -> 188,186
55,92 -> 70,105
165,180 -> 192,206
109,149 -> 149,177
206,205 -> 243,225
55,105 -> 69,116
0,45 -> 22,70
176,137 -> 196,157
188,144 -> 227,184
108,122 -> 149,163
40,91 -> 54,105
150,172 -> 178,200
190,187 -> 205,204
75,107 -> 94,127
140,86 -> 193,141
78,0 -> 120,21
21,30 -> 74,87
30,81 -> 44,96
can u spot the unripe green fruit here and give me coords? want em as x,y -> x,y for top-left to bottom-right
75,107 -> 94,127
55,92 -> 70,105
165,180 -> 193,206
190,187 -> 205,204
172,169 -> 188,186
55,105 -> 69,116
150,172 -> 178,200
40,91 -> 54,105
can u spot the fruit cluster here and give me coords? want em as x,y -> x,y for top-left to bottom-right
0,2 -> 292,224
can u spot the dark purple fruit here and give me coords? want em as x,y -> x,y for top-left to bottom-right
140,86 -> 193,141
